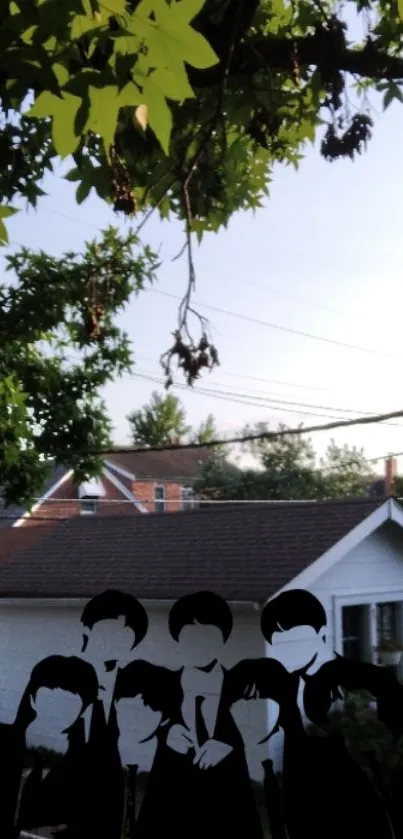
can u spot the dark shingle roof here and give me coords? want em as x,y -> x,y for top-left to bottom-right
105,449 -> 211,480
0,498 -> 384,601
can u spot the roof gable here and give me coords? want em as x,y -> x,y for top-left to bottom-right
0,498 -> 386,601
274,497 -> 403,597
104,448 -> 211,480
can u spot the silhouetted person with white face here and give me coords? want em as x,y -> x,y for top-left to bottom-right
8,656 -> 98,839
260,590 -> 402,839
80,589 -> 148,732
134,591 -> 265,839
76,590 -> 149,839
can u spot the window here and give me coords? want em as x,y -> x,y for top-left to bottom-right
342,605 -> 365,661
154,485 -> 165,513
181,486 -> 195,510
80,498 -> 98,515
377,602 -> 398,646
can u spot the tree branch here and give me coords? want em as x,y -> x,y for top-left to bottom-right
190,34 -> 403,86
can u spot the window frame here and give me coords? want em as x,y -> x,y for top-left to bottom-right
80,497 -> 98,515
180,486 -> 196,510
153,484 -> 166,513
334,592 -> 403,664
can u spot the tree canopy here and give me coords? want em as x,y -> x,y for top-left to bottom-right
3,0 -> 403,236
0,227 -> 158,504
0,0 -> 399,502
127,390 -> 219,446
193,424 -> 375,501
2,0 -> 403,383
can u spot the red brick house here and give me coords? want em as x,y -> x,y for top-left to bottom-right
1,449 -> 211,527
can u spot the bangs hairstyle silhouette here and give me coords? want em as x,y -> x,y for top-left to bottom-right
16,655 -> 98,730
80,589 -> 148,650
169,591 -> 233,643
261,589 -> 327,644
115,660 -> 181,724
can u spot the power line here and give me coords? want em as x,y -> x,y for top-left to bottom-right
129,370 -> 403,429
62,407 -> 403,455
11,207 -> 390,346
148,288 -> 403,361
39,207 -> 357,321
8,217 -> 400,364
134,355 -> 329,393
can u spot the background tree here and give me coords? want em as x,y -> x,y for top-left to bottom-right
127,391 -> 191,447
193,425 -> 374,502
0,227 -> 158,505
191,413 -> 218,445
127,393 -> 222,448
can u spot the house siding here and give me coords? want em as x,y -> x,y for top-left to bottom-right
0,601 -> 267,780
21,475 -> 139,524
132,480 -> 189,513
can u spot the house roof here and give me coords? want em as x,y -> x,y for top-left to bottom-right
105,448 -> 212,480
0,522 -> 60,567
0,498 -> 385,601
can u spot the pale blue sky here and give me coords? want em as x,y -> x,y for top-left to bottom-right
4,95 -> 403,474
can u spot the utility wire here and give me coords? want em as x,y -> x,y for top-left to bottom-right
8,212 -> 399,360
129,370 -> 403,429
148,289 -> 403,362
134,355 -> 329,393
37,207 -> 360,320
63,407 -> 403,455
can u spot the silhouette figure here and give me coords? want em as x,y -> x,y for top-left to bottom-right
11,655 -> 98,839
78,590 -> 150,839
134,592 -> 264,839
260,590 -> 402,839
227,655 -> 304,839
114,659 -> 183,834
80,589 -> 148,729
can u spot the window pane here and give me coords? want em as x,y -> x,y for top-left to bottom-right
377,602 -> 398,644
81,498 -> 97,515
342,605 -> 364,661
154,486 -> 165,512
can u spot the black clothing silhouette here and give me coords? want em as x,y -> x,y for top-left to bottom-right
282,659 -> 400,839
135,665 -> 264,839
19,702 -> 124,839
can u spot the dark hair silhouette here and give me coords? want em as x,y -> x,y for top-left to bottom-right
115,660 -> 181,724
16,655 -> 98,731
169,591 -> 233,642
80,590 -> 148,650
261,589 -> 327,643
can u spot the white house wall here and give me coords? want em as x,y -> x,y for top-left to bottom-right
0,601 -> 268,780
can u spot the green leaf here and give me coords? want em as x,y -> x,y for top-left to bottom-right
398,0 -> 403,21
141,73 -> 173,153
76,180 -> 91,204
27,90 -> 82,157
383,82 -> 403,110
85,84 -> 121,149
0,205 -> 18,245
134,0 -> 218,70
151,67 -> 195,102
64,167 -> 82,182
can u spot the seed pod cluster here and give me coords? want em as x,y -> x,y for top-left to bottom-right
110,146 -> 135,215
161,331 -> 220,388
321,114 -> 373,161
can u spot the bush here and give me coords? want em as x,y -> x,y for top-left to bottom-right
24,745 -> 63,768
307,690 -> 403,792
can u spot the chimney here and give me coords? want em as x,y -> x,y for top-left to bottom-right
385,456 -> 397,497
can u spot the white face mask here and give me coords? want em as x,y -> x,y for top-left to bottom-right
267,625 -> 327,673
83,617 -> 135,668
31,688 -> 82,732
